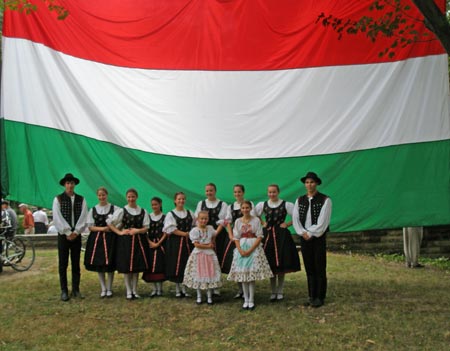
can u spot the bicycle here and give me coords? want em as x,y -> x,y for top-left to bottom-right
0,225 -> 36,272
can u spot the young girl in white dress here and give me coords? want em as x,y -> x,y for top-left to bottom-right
108,188 -> 150,300
228,201 -> 273,310
183,211 -> 222,305
224,184 -> 255,299
84,187 -> 120,298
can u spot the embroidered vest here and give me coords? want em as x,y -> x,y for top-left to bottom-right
170,210 -> 193,232
148,214 -> 166,240
122,208 -> 145,229
231,203 -> 243,224
57,192 -> 84,231
201,200 -> 223,228
93,205 -> 114,227
297,192 -> 329,230
263,200 -> 287,227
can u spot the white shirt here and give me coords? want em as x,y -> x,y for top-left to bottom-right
292,196 -> 332,238
107,205 -> 150,229
163,209 -> 196,234
254,199 -> 294,217
149,212 -> 164,222
189,225 -> 217,255
86,203 -> 120,227
33,210 -> 49,225
52,194 -> 88,236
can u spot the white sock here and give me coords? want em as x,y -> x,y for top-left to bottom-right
197,289 -> 202,299
153,282 -> 158,293
175,283 -> 181,294
249,281 -> 255,304
98,272 -> 106,292
157,282 -> 162,293
207,289 -> 212,299
270,277 -> 277,294
277,274 -> 285,294
106,272 -> 114,291
237,282 -> 243,294
124,274 -> 132,296
181,284 -> 187,294
242,282 -> 250,303
131,273 -> 139,294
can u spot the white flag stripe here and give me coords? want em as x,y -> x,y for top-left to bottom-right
2,38 -> 449,159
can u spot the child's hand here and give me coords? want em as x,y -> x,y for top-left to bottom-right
280,223 -> 288,228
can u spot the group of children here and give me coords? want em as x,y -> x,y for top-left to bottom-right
84,183 -> 301,310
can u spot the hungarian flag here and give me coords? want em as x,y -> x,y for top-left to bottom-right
1,0 -> 449,231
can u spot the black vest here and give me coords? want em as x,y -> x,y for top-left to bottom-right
148,214 -> 166,240
231,203 -> 243,224
263,200 -> 287,227
170,210 -> 193,232
122,208 -> 145,229
201,200 -> 223,229
57,192 -> 84,231
92,205 -> 115,227
297,192 -> 328,229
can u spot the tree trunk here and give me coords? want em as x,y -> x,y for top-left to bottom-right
412,0 -> 450,54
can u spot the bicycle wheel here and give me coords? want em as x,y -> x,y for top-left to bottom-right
6,237 -> 35,272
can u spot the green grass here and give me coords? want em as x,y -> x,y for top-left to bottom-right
1,249 -> 449,351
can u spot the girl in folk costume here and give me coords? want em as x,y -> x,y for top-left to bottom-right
224,184 -> 256,299
255,184 -> 301,302
142,197 -> 167,297
84,187 -> 120,298
183,211 -> 222,305
228,201 -> 273,310
194,183 -> 227,295
108,188 -> 150,300
164,192 -> 196,297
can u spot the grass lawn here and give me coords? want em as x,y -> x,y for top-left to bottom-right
0,249 -> 449,351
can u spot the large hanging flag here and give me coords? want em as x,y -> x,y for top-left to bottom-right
1,0 -> 449,231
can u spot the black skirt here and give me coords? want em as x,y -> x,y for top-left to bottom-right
164,234 -> 193,283
215,229 -> 235,274
263,226 -> 301,274
115,234 -> 150,273
142,241 -> 166,282
84,231 -> 116,272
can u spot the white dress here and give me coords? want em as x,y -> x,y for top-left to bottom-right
227,216 -> 273,282
183,225 -> 222,290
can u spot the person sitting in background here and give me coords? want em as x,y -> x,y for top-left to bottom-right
33,207 -> 49,234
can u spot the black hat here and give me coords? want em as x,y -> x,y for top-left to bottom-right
300,172 -> 322,185
59,173 -> 80,186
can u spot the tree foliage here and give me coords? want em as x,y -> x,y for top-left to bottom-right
2,0 -> 68,20
317,0 -> 450,57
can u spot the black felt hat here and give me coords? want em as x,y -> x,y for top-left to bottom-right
59,173 -> 80,186
300,171 -> 322,185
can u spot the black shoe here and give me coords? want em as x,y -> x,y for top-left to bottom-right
71,291 -> 85,299
311,298 -> 324,308
412,263 -> 425,268
302,299 -> 312,307
270,294 -> 277,302
61,291 -> 70,302
207,299 -> 214,306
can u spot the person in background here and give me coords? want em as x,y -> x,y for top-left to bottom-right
19,203 -> 35,234
403,227 -> 424,268
1,200 -> 18,238
52,173 -> 88,302
292,172 -> 332,308
33,207 -> 49,234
